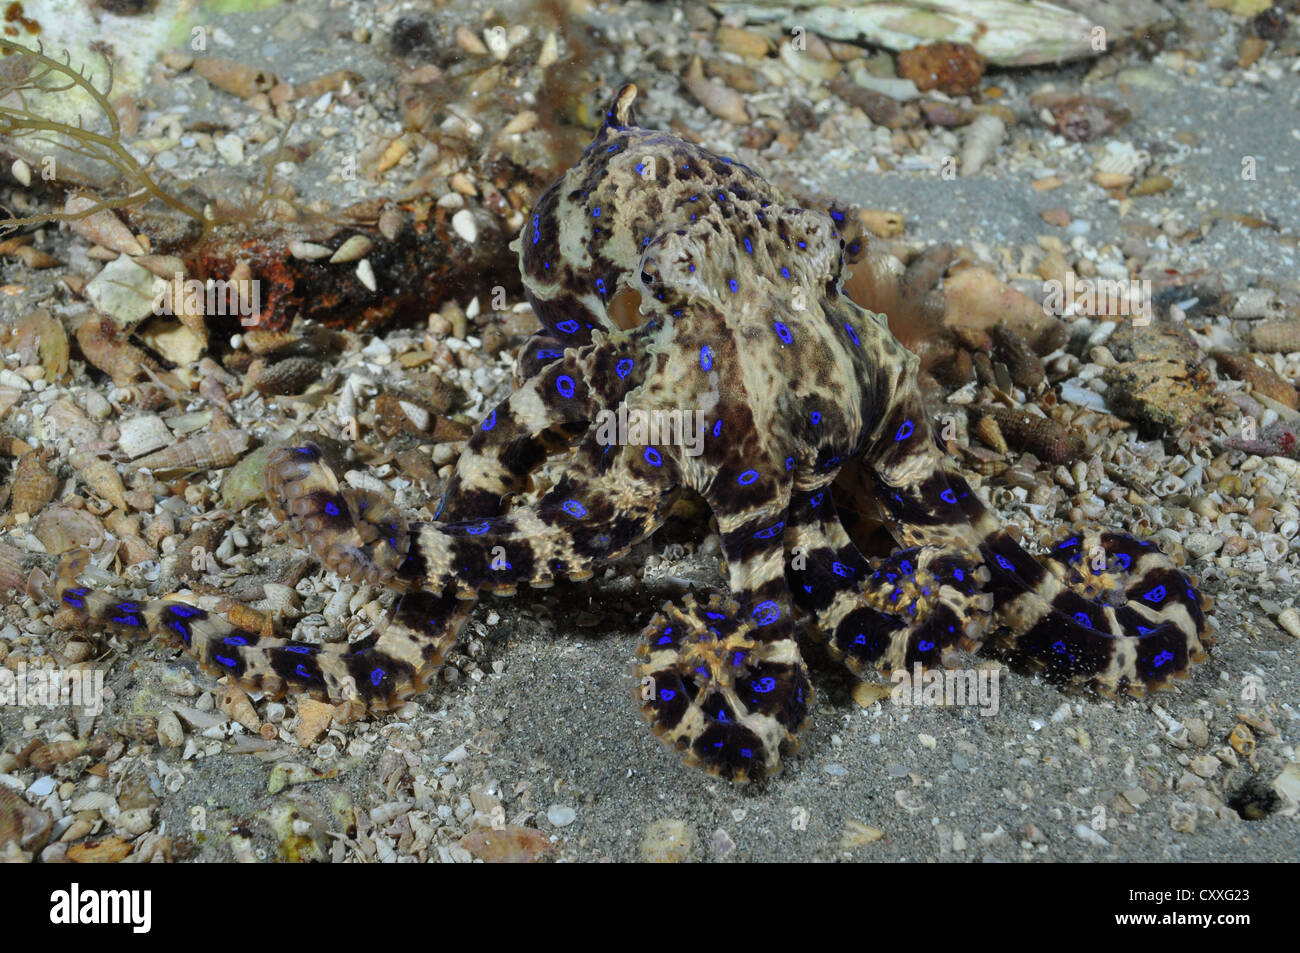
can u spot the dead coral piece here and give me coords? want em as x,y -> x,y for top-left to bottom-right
896,41 -> 985,95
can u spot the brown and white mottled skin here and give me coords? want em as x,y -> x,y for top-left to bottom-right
62,85 -> 1212,781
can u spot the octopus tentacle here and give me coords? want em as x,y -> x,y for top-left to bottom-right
786,489 -> 989,679
859,396 -> 1212,694
635,592 -> 806,781
436,336 -> 648,522
59,554 -> 470,711
977,526 -> 1213,695
407,434 -> 683,598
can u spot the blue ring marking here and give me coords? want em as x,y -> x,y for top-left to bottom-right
753,520 -> 785,539
823,456 -> 840,470
953,568 -> 964,581
728,278 -> 738,293
284,644 -> 314,654
465,521 -> 491,535
774,321 -> 792,344
713,419 -> 722,438
216,655 -> 238,669
537,348 -> 563,360
781,266 -> 790,279
370,668 -> 386,687
657,634 -> 673,646
740,748 -> 753,759
62,590 -> 87,608
644,447 -> 662,467
434,495 -> 446,519
295,663 -> 313,679
810,492 -> 823,507
811,411 -> 821,425
659,688 -> 676,701
743,238 -> 753,254
1152,650 -> 1174,668
785,457 -> 795,471
853,633 -> 867,645
1073,612 -> 1092,629
737,469 -> 759,485
1115,552 -> 1131,570
1058,536 -> 1079,550
595,278 -> 607,296
732,651 -> 745,667
918,640 -> 934,652
111,614 -> 142,626
1052,640 -> 1069,655
543,261 -> 550,270
894,419 -> 914,441
1144,585 -> 1167,604
324,502 -> 340,516
900,560 -> 913,574
615,358 -> 633,378
752,602 -> 780,626
797,240 -> 806,249
1136,625 -> 1154,635
556,319 -> 579,334
532,214 -> 541,244
117,601 -> 141,610
555,375 -> 576,399
562,499 -> 587,518
224,635 -> 248,646
688,263 -> 695,272
832,562 -> 850,577
940,488 -> 957,505
166,620 -> 190,642
482,409 -> 497,431
753,677 -> 776,693
706,612 -> 725,621
635,162 -> 645,174
592,206 -> 600,218
700,345 -> 712,371
996,554 -> 1014,571
295,446 -> 315,455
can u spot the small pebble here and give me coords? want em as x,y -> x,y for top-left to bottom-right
546,804 -> 577,827
452,209 -> 478,245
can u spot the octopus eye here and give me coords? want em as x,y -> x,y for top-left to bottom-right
640,270 -> 655,285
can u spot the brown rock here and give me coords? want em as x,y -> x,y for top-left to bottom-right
897,42 -> 985,95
